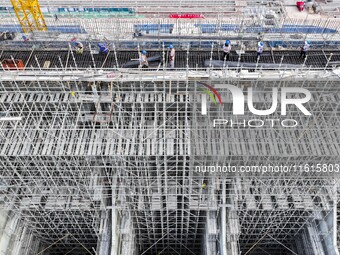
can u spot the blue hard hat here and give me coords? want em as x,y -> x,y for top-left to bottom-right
75,41 -> 80,46
225,40 -> 230,45
305,40 -> 310,45
169,45 -> 173,49
142,50 -> 147,55
258,41 -> 264,47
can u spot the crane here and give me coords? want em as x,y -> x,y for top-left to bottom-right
10,0 -> 47,33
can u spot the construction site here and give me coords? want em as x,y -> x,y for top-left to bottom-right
0,0 -> 340,255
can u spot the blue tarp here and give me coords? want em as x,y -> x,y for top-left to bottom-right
268,40 -> 340,48
2,40 -> 340,49
134,24 -> 174,33
195,24 -> 337,34
57,7 -> 134,13
0,25 -> 86,33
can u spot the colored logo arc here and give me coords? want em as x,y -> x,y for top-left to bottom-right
198,82 -> 223,106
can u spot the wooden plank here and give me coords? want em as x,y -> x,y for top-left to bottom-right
63,93 -> 69,102
6,94 -> 13,102
125,139 -> 130,155
270,131 -> 280,155
67,131 -> 76,155
146,139 -> 151,156
35,94 -> 42,102
80,130 -> 87,155
13,94 -> 20,103
103,135 -> 109,156
224,137 -> 229,156
159,139 -> 163,155
117,138 -> 122,155
43,61 -> 51,68
317,130 -> 329,156
107,139 -> 113,155
74,130 -> 84,156
151,139 -> 156,155
8,139 -> 17,155
0,93 -> 7,103
58,134 -> 66,156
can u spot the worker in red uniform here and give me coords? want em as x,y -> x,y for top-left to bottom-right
169,45 -> 175,69
296,1 -> 305,11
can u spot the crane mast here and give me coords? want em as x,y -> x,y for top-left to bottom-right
10,0 -> 47,33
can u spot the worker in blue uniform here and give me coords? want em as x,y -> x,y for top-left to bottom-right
22,35 -> 29,42
139,50 -> 149,68
98,43 -> 109,54
299,41 -> 310,59
223,40 -> 231,61
257,41 -> 264,58
74,41 -> 83,54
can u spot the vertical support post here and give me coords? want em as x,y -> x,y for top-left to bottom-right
324,53 -> 333,71
186,43 -> 190,69
34,56 -> 41,71
221,178 -> 227,255
89,43 -> 97,70
111,173 -> 117,255
209,42 -> 214,68
332,181 -> 339,255
201,94 -> 207,115
279,55 -> 284,69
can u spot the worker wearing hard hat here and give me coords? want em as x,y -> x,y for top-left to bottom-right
257,41 -> 264,58
299,41 -> 310,59
22,35 -> 29,42
223,40 -> 231,61
139,50 -> 149,68
98,43 -> 109,54
74,41 -> 84,54
169,44 -> 175,69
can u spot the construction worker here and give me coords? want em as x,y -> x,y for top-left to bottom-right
299,41 -> 310,59
22,35 -> 29,42
169,44 -> 175,69
223,40 -> 231,61
98,43 -> 109,54
201,181 -> 207,201
139,50 -> 149,68
133,29 -> 143,38
74,41 -> 83,54
257,41 -> 264,58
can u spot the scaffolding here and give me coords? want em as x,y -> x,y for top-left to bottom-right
10,0 -> 47,33
0,58 -> 339,254
1,0 -> 286,15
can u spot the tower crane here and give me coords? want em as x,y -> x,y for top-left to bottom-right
10,0 -> 47,33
